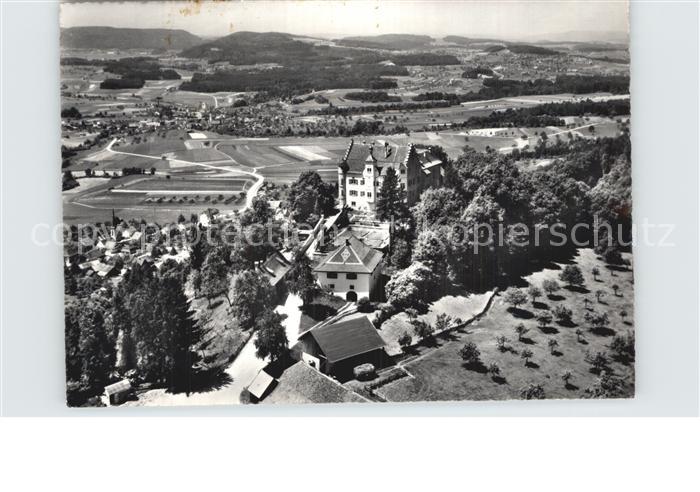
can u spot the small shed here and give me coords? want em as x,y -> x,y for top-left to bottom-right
103,379 -> 132,406
247,370 -> 277,401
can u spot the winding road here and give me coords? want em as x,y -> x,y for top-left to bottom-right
102,138 -> 264,210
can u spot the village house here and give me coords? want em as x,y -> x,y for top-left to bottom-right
337,139 -> 444,212
297,316 -> 387,381
312,235 -> 383,302
257,250 -> 293,302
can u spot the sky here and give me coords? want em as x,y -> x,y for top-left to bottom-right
60,0 -> 629,42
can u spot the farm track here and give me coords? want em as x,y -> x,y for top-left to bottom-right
72,138 -> 265,212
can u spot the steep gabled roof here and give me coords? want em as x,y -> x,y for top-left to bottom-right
259,251 -> 292,287
305,316 -> 386,363
263,361 -> 366,404
339,139 -> 411,174
313,235 -> 383,274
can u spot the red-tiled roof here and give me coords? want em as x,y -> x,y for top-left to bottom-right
313,235 -> 383,274
305,315 -> 386,363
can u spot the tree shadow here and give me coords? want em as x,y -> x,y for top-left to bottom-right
492,375 -> 508,385
623,321 -> 633,326
577,338 -> 589,345
597,300 -> 609,306
548,294 -> 565,301
439,331 -> 459,342
612,353 -> 635,366
508,307 -> 534,319
557,319 -> 577,328
539,325 -> 559,335
565,285 -> 590,294
302,303 -> 337,321
519,336 -> 536,345
590,326 -> 616,337
186,367 -> 233,394
533,301 -> 549,310
551,350 -> 563,357
525,360 -> 540,369
462,361 -> 488,374
565,382 -> 579,391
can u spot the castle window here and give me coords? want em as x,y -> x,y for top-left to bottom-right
360,179 -> 365,185
329,284 -> 335,289
349,190 -> 358,197
327,272 -> 338,279
360,191 -> 365,197
367,192 -> 372,198
349,178 -> 358,185
346,273 -> 357,280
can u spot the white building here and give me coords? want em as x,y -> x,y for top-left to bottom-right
313,236 -> 383,302
337,139 -> 444,212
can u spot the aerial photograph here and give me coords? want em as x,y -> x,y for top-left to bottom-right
60,0 -> 634,407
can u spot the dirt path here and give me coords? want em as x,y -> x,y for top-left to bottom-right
100,138 -> 265,210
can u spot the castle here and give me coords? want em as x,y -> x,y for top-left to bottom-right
337,139 -> 444,212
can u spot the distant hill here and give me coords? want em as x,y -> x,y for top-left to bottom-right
335,34 -> 434,50
61,27 -> 202,50
527,30 -> 629,44
443,35 -> 508,45
180,31 -> 321,63
444,36 -> 559,55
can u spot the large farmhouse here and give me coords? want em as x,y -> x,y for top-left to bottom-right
337,139 -> 444,212
313,236 -> 383,302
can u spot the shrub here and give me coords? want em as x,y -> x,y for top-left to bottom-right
459,342 -> 481,365
542,279 -> 561,297
520,383 -> 545,400
398,331 -> 413,351
434,313 -> 453,332
412,319 -> 434,341
357,296 -> 373,313
504,288 -> 528,309
537,312 -> 553,328
610,331 -> 635,362
520,348 -> 534,365
585,351 -> 610,374
559,265 -> 585,288
515,323 -> 529,341
553,305 -> 573,324
354,363 -> 376,381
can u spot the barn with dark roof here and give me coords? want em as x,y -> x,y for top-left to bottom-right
297,315 -> 387,380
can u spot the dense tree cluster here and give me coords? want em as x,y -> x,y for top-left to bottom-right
344,91 -> 402,103
104,57 -> 181,81
66,261 -> 202,405
286,171 -> 336,224
460,99 -> 629,129
180,63 -> 407,98
382,134 -> 632,301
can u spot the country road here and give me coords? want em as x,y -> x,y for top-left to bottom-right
103,138 -> 264,210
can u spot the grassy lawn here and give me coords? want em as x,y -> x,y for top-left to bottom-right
377,248 -> 634,402
192,294 -> 251,370
298,291 -> 347,333
379,292 -> 493,356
